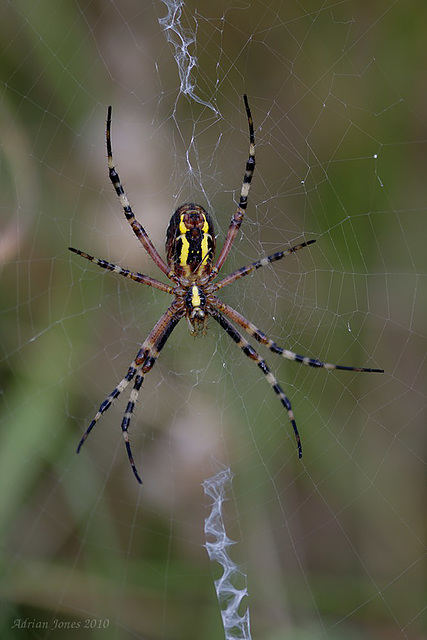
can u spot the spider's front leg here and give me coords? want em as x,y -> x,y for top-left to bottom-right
106,106 -> 176,282
212,94 -> 256,275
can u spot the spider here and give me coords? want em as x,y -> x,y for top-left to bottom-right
70,96 -> 383,484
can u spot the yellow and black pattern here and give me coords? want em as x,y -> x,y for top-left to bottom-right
165,204 -> 215,276
70,95 -> 383,483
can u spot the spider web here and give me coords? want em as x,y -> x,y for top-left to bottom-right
1,1 -> 426,639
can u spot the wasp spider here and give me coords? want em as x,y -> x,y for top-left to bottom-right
70,96 -> 383,483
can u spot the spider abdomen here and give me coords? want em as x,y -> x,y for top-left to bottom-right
165,203 -> 215,277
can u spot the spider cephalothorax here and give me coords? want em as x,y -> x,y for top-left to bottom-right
70,96 -> 383,484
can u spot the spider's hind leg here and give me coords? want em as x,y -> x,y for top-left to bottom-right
209,308 -> 302,458
76,302 -> 185,484
121,373 -> 144,484
76,359 -> 140,454
215,299 -> 384,374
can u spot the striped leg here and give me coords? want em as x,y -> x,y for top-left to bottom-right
106,106 -> 175,281
119,307 -> 185,483
77,302 -> 185,483
213,95 -> 256,275
209,308 -> 302,458
121,373 -> 144,483
213,298 -> 384,373
68,247 -> 174,294
76,349 -> 145,454
213,240 -> 316,292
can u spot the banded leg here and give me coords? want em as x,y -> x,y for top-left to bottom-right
213,298 -> 384,374
106,106 -> 175,281
77,302 -> 185,482
118,307 -> 185,483
209,308 -> 302,458
76,348 -> 145,454
121,373 -> 144,483
68,247 -> 174,294
213,239 -> 316,292
213,95 -> 256,275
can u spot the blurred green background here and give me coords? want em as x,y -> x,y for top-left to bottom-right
1,1 -> 426,639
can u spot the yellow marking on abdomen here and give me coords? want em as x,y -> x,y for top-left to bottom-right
178,215 -> 190,265
200,217 -> 210,264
